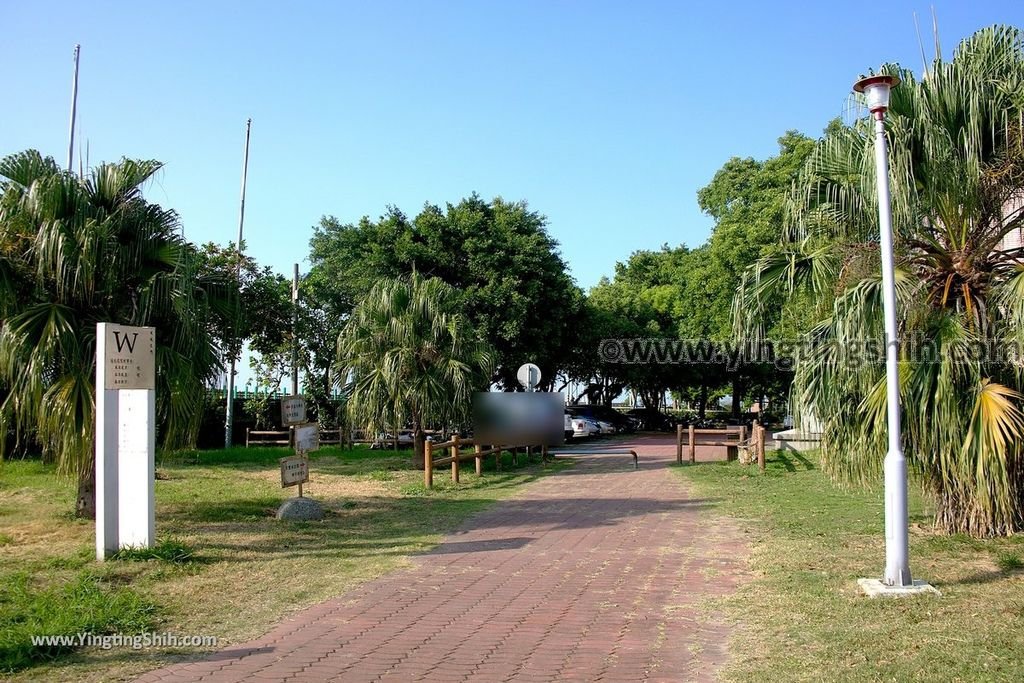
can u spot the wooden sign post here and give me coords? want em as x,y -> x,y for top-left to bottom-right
95,323 -> 156,559
281,396 -> 306,449
280,422 -> 319,497
281,395 -> 306,426
279,454 -> 310,496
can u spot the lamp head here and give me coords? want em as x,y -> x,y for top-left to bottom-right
853,74 -> 900,115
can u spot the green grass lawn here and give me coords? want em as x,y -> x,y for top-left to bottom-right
677,449 -> 1024,682
0,444 -> 565,681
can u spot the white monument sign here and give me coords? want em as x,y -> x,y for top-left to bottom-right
516,363 -> 542,392
96,323 -> 156,559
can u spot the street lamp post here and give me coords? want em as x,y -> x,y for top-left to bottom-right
852,74 -> 936,596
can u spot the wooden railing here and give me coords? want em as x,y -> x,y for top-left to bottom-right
424,436 -> 543,488
246,428 -> 291,447
752,424 -> 767,472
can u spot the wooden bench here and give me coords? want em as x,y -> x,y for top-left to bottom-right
245,427 -> 344,448
245,428 -> 290,447
675,425 -> 747,464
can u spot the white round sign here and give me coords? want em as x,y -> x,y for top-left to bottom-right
516,363 -> 542,391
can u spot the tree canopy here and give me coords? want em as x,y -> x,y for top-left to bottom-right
336,271 -> 494,465
735,25 -> 1024,535
308,195 -> 582,390
577,131 -> 817,414
0,151 -> 228,515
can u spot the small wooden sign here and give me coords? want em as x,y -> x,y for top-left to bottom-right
280,455 -> 309,488
102,325 -> 156,390
294,422 -> 320,454
281,396 -> 306,426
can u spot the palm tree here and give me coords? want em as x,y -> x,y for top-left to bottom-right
735,26 -> 1024,536
336,272 -> 494,467
0,151 -> 226,517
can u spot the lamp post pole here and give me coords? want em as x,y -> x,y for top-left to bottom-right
854,74 -> 912,587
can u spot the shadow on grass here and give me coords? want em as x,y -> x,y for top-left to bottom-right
774,451 -> 798,472
953,568 -> 1020,586
158,451 -> 719,565
177,490 -> 721,564
159,445 -> 391,468
789,451 -> 816,470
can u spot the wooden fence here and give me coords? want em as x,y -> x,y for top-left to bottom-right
424,436 -> 545,488
752,424 -> 767,472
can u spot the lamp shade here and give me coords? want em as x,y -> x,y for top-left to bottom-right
853,74 -> 900,113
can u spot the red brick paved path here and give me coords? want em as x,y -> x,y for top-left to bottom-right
137,435 -> 746,682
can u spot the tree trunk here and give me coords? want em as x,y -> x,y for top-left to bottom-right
698,384 -> 708,419
933,486 -> 1014,537
76,468 -> 96,519
411,415 -> 425,470
731,376 -> 742,420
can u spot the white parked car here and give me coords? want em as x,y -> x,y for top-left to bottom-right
572,417 -> 600,438
593,419 -> 617,435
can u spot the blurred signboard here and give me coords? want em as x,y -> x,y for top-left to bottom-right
473,392 -> 565,446
294,422 -> 320,454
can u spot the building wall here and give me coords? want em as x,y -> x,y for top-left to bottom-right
998,196 -> 1024,251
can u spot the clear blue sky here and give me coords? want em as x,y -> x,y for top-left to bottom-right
3,1 -> 1021,290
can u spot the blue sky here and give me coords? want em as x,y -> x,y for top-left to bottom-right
2,1 -> 1021,290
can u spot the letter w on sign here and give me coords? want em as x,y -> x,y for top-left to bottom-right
113,331 -> 138,353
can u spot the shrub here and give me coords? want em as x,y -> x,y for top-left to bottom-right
996,551 -> 1023,572
112,537 -> 196,564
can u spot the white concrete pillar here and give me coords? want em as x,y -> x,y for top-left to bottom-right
95,323 -> 156,559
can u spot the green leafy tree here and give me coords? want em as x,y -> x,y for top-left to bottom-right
736,25 -> 1024,535
576,246 -> 722,412
692,131 -> 817,417
336,272 -> 494,466
309,195 -> 581,390
193,242 -> 291,361
0,151 -> 225,516
293,267 -> 349,427
583,248 -> 686,408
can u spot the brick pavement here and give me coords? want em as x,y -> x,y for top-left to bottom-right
136,434 -> 747,682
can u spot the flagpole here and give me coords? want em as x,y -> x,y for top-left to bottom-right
67,44 -> 80,172
224,118 -> 252,448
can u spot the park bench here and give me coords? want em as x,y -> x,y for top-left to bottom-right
245,426 -> 344,448
675,425 -> 746,463
675,424 -> 768,472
